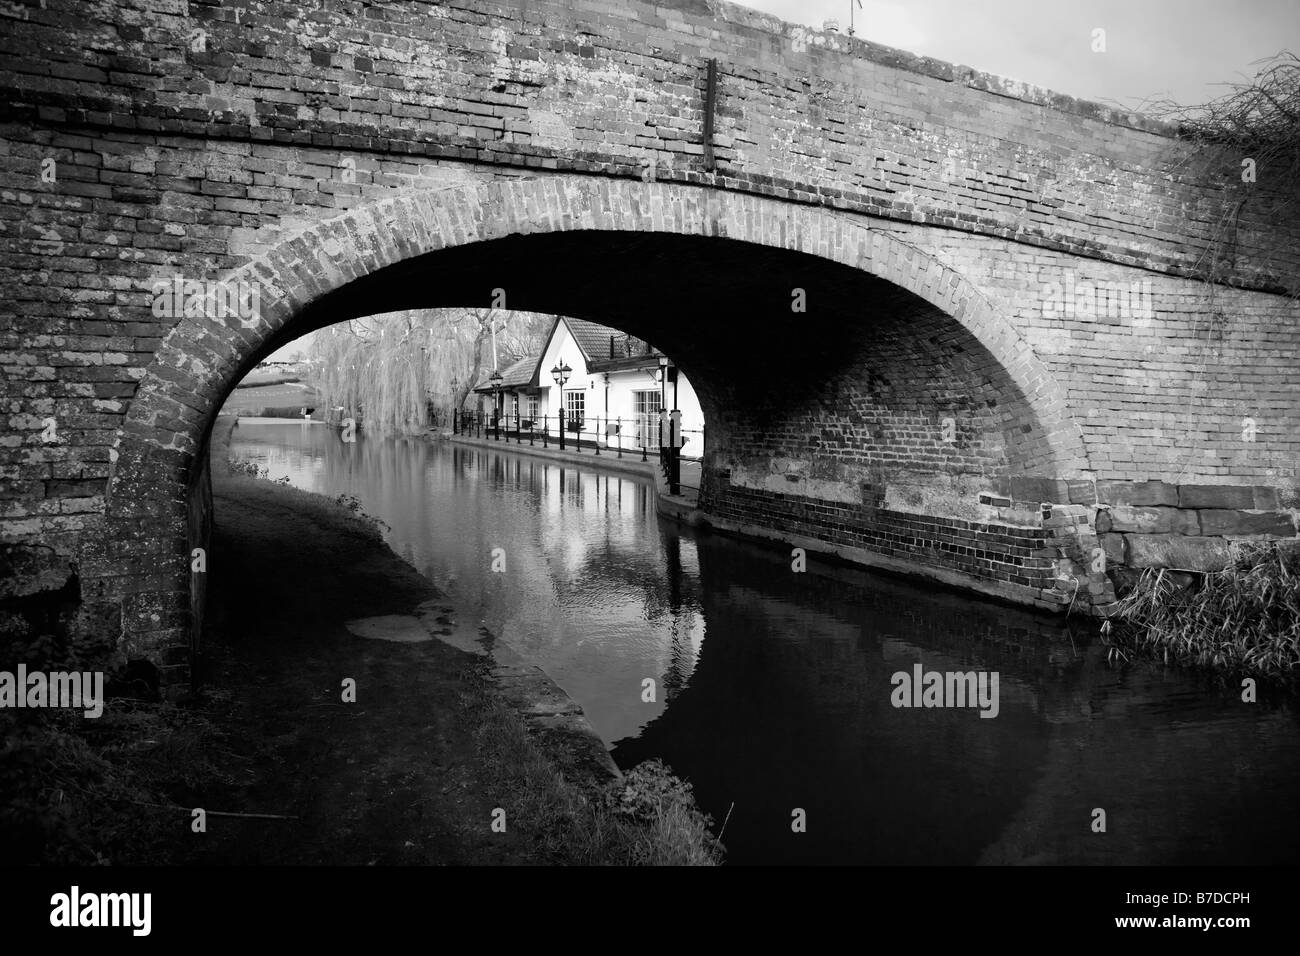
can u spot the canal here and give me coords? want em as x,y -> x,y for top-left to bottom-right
228,421 -> 1300,865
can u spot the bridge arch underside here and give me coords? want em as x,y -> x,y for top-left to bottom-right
305,229 -> 1057,476
109,207 -> 1088,677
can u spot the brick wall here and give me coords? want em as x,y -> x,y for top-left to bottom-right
1,0 -> 1295,287
701,467 -> 1061,608
891,228 -> 1300,485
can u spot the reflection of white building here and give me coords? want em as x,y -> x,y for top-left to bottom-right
473,317 -> 704,455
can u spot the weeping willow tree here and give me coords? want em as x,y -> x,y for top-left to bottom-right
307,309 -> 552,434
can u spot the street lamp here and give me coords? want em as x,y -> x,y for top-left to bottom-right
551,360 -> 571,450
450,376 -> 460,435
489,368 -> 503,441
658,356 -> 680,494
658,356 -> 669,449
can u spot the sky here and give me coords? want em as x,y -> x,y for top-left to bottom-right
733,0 -> 1298,111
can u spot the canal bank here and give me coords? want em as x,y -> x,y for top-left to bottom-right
59,418 -> 720,865
443,430 -> 656,478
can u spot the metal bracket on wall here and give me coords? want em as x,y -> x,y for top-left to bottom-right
703,57 -> 717,172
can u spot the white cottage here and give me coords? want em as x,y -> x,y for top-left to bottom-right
472,316 -> 704,456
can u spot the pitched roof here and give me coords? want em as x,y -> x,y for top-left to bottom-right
472,354 -> 538,391
471,317 -> 664,393
561,317 -> 659,370
562,317 -> 618,362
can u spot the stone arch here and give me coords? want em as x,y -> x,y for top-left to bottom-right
103,176 -> 1090,671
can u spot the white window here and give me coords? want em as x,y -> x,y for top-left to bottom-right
565,391 -> 585,431
527,395 -> 538,423
633,390 -> 661,448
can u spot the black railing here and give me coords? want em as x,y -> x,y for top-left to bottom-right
452,412 -> 704,475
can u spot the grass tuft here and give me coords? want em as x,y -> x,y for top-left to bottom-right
1107,541 -> 1300,681
457,664 -> 724,866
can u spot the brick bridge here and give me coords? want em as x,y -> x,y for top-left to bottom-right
2,0 -> 1298,685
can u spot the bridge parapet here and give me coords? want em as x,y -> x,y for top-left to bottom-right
0,0 -> 1295,291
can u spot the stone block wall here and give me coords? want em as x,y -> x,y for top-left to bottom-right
699,468 -> 1297,616
989,477 -> 1299,607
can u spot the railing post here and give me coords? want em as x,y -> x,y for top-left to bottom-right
595,416 -> 601,455
616,417 -> 622,458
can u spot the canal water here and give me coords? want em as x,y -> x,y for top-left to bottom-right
228,421 -> 1300,866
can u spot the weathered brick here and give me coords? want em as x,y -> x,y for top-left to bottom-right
1099,532 -> 1126,566
1066,479 -> 1098,505
1000,476 -> 1071,504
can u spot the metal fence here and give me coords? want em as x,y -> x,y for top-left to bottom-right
453,410 -> 704,467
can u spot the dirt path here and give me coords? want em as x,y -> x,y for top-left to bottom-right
189,476 -> 540,864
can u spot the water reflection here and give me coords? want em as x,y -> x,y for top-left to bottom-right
229,423 -> 704,743
228,422 -> 1300,865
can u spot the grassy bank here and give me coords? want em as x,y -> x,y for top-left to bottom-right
458,663 -> 721,865
220,380 -> 318,417
0,688 -> 236,865
236,373 -> 301,388
1107,541 -> 1300,681
3,418 -> 721,865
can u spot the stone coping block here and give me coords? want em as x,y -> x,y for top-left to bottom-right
1177,484 -> 1256,510
1096,505 -> 1200,535
1197,510 -> 1296,538
1124,534 -> 1234,571
1095,480 -> 1178,507
1047,479 -> 1285,514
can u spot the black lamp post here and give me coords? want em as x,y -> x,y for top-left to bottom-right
489,368 -> 503,441
551,360 -> 571,451
658,356 -> 668,446
658,356 -> 680,495
450,376 -> 459,435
